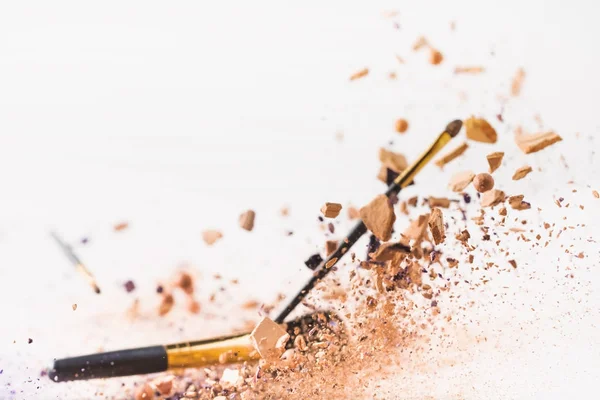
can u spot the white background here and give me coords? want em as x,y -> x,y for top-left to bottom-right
0,1 -> 599,399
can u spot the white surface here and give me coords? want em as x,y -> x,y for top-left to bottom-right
0,1 -> 599,399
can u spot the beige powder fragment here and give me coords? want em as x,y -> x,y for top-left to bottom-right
202,230 -> 223,245
449,171 -> 475,192
321,203 -> 343,218
250,317 -> 289,361
347,206 -> 360,220
403,214 -> 430,243
435,142 -> 468,168
349,68 -> 369,81
465,117 -> 498,143
428,208 -> 445,245
511,68 -> 526,96
515,132 -> 562,154
486,152 -> 504,173
428,197 -> 450,208
239,210 -> 256,231
481,189 -> 506,207
512,165 -> 533,180
360,194 -> 396,241
379,148 -> 408,172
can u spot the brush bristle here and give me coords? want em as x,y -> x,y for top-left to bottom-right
445,119 -> 463,137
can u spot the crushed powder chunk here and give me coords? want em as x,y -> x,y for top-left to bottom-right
516,132 -> 562,154
511,68 -> 526,96
428,208 -> 446,245
429,49 -> 443,65
239,210 -> 256,231
454,66 -> 485,74
379,148 -> 408,172
202,230 -> 223,245
321,203 -> 343,218
114,222 -> 129,232
349,68 -> 369,81
486,152 -> 504,173
481,189 -> 506,207
512,165 -> 533,180
465,117 -> 498,143
428,197 -> 450,208
347,206 -> 360,220
325,240 -> 338,256
360,194 -> 396,241
449,170 -> 475,192
250,317 -> 289,361
435,142 -> 469,168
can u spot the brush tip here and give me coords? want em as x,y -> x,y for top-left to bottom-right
445,119 -> 463,137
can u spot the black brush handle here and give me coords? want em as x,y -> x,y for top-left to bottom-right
48,345 -> 168,382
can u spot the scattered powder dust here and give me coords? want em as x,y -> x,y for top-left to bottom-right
5,10 -> 599,400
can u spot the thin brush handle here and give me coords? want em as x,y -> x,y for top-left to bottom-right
275,121 -> 460,323
49,345 -> 168,382
50,312 -> 336,382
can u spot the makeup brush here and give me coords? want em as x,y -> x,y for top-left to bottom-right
275,119 -> 462,323
49,310 -> 340,382
50,231 -> 101,294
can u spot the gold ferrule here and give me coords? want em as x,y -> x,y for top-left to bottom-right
166,333 -> 258,369
394,131 -> 452,188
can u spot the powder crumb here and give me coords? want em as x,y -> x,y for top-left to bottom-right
454,66 -> 485,74
349,68 -> 369,81
325,240 -> 338,256
465,117 -> 498,143
395,118 -> 409,134
220,368 -> 241,387
515,132 -> 562,154
360,194 -> 396,241
158,293 -> 175,316
428,197 -> 450,208
412,36 -> 430,51
511,67 -> 526,96
135,384 -> 154,400
124,280 -> 136,293
321,203 -> 343,218
481,189 -> 506,207
486,151 -> 504,173
593,190 -> 599,199
347,206 -> 360,220
508,195 -> 531,210
173,271 -> 194,295
249,317 -> 288,361
428,208 -> 446,244
72,304 -> 77,311
114,222 -> 129,232
512,165 -> 533,180
152,376 -> 174,396
429,49 -> 444,65
186,298 -> 201,314
435,142 -> 469,168
379,148 -> 409,173
239,210 -> 256,231
202,230 -> 223,245
449,170 -> 475,192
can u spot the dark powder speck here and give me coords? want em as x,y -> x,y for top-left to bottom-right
124,280 -> 136,293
